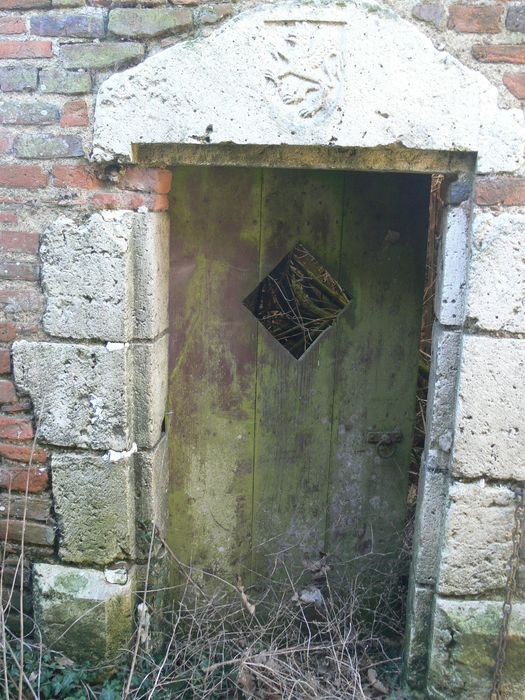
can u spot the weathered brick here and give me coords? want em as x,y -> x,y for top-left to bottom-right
473,44 -> 525,64
0,100 -> 59,125
0,212 -> 17,223
1,0 -> 50,7
411,3 -> 444,27
0,379 -> 16,403
119,167 -> 172,193
60,98 -> 88,127
0,260 -> 39,281
61,42 -> 144,69
0,350 -> 10,374
0,443 -> 48,464
195,3 -> 232,25
2,399 -> 31,413
0,286 -> 42,313
52,163 -> 99,188
507,6 -> 525,33
476,177 -> 525,205
448,5 -> 502,33
0,466 -> 48,492
0,65 -> 38,92
14,134 -> 84,159
0,322 -> 17,342
90,191 -> 168,210
503,72 -> 525,98
108,7 -> 192,37
30,12 -> 106,38
0,231 -> 39,254
0,17 -> 26,34
0,493 -> 51,521
0,40 -> 53,59
0,164 -> 48,188
53,0 -> 85,7
0,416 -> 33,441
0,519 -> 55,546
39,67 -> 91,94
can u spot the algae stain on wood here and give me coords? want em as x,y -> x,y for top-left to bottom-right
167,166 -> 430,587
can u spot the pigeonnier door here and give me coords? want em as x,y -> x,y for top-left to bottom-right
167,167 -> 430,588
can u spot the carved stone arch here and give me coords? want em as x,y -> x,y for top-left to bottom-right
92,0 -> 524,173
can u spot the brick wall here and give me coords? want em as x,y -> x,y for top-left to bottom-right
0,0 -> 524,633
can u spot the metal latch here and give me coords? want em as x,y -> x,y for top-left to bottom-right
367,429 -> 403,459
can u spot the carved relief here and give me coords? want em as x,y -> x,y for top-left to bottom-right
264,20 -> 346,120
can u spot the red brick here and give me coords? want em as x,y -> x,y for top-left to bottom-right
0,417 -> 33,441
0,443 -> 48,464
0,260 -> 39,281
2,399 -> 31,413
0,40 -> 53,59
90,192 -> 169,211
0,466 -> 48,492
52,163 -> 99,189
0,379 -> 16,403
0,231 -> 38,254
0,519 -> 54,547
0,494 -> 51,521
0,17 -> 25,35
448,5 -> 502,33
0,212 -> 17,223
0,165 -> 47,189
503,72 -> 525,98
476,177 -> 525,205
0,287 -> 42,310
60,98 -> 88,128
119,167 -> 172,194
473,45 -> 525,64
0,350 -> 10,374
0,322 -> 17,342
0,132 -> 12,154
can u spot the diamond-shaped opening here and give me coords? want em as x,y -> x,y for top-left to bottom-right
244,243 -> 351,359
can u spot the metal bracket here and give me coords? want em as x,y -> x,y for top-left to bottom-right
367,429 -> 403,459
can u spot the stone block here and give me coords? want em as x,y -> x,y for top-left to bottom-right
135,436 -> 169,542
0,99 -> 59,125
435,205 -> 468,327
33,563 -> 134,663
13,340 -> 131,451
410,462 -> 449,586
467,209 -> 525,334
0,65 -> 37,92
41,213 -> 134,341
52,451 -> 135,565
132,336 -> 168,448
132,211 -> 169,340
425,325 -> 461,455
452,336 -> 525,480
428,598 -> 525,699
439,481 -> 515,596
30,11 -> 106,38
404,585 -> 433,689
108,8 -> 192,37
41,211 -> 168,342
507,6 -> 525,32
39,67 -> 91,94
14,134 -> 83,159
61,42 -> 144,70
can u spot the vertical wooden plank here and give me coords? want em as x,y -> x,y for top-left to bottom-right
167,166 -> 261,582
252,169 -> 345,579
326,172 -> 430,583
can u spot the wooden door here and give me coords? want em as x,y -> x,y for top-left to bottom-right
167,167 -> 429,587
